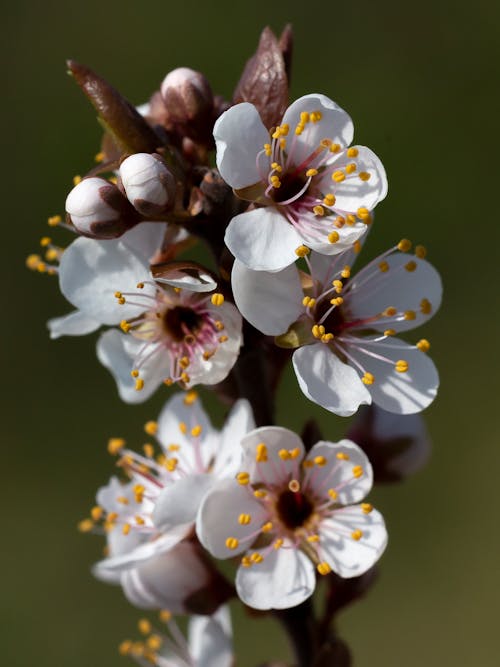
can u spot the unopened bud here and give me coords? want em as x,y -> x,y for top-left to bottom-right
160,67 -> 214,143
65,177 -> 138,239
120,153 -> 176,216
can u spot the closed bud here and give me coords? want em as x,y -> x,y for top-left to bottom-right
120,153 -> 176,216
65,177 -> 138,239
161,67 -> 214,143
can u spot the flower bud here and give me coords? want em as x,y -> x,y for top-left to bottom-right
161,67 -> 214,143
119,153 -> 176,216
121,541 -> 233,615
65,177 -> 138,239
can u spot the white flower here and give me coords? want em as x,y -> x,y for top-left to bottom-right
232,239 -> 441,416
214,93 -> 387,271
87,392 -> 254,588
197,427 -> 387,610
49,222 -> 242,402
121,606 -> 232,667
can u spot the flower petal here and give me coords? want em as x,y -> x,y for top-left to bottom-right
235,544 -> 315,610
96,329 -> 169,403
47,310 -> 100,339
298,213 -> 368,257
157,392 -> 215,458
281,94 -> 354,166
214,102 -> 269,189
196,479 -> 265,559
120,221 -> 168,263
225,208 -> 303,271
232,260 -> 303,335
319,507 -> 388,578
153,474 -> 214,530
240,426 -> 305,486
344,253 -> 442,333
59,236 -> 153,324
212,399 -> 255,478
322,146 -> 388,212
304,440 -> 373,505
345,338 -> 439,414
292,344 -> 371,417
188,606 -> 233,667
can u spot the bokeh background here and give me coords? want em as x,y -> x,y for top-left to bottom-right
3,1 -> 499,665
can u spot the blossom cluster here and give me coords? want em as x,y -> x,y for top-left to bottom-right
32,26 -> 441,667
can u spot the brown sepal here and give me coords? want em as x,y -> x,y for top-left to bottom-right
67,60 -> 160,154
233,26 -> 288,129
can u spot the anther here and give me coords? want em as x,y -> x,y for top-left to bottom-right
261,522 -> 273,533
404,310 -> 416,320
398,239 -> 412,252
47,214 -> 62,226
306,168 -> 318,178
395,359 -> 409,373
211,293 -> 224,306
346,163 -> 357,174
238,513 -> 252,525
330,143 -> 340,153
78,519 -> 94,533
351,530 -> 363,541
415,245 -> 427,258
225,537 -> 239,550
383,307 -> 397,317
334,216 -> 346,228
416,338 -> 430,352
91,506 -> 103,521
138,619 -> 152,635
323,193 -> 336,206
314,455 -> 327,467
328,231 -> 340,243
317,562 -> 332,575
295,245 -> 310,257
379,261 -> 389,272
359,171 -> 371,181
336,452 -> 349,461
361,503 -> 373,514
420,298 -> 432,314
405,260 -> 417,272
236,472 -> 250,485
143,443 -> 154,458
256,443 -> 268,462
307,534 -> 320,543
362,372 -> 375,385
346,214 -> 356,226
352,465 -> 363,478
330,296 -> 344,306
341,266 -> 351,279
250,552 -> 263,563
332,170 -> 346,182
108,437 -> 125,455
144,421 -> 158,436
328,488 -> 338,500
135,379 -> 144,391
313,205 -> 325,216
384,329 -> 396,336
347,147 -> 359,157
191,425 -> 202,437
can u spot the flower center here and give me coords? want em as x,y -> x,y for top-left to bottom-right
163,305 -> 202,342
276,489 -> 314,530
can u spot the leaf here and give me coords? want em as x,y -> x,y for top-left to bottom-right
67,60 -> 160,154
232,27 -> 288,129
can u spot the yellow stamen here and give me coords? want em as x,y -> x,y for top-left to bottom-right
415,245 -> 427,259
347,147 -> 359,157
191,425 -> 202,437
332,170 -> 346,183
107,437 -> 125,455
417,338 -> 430,352
238,513 -> 252,525
359,171 -> 371,181
261,522 -> 273,533
323,193 -> 336,206
317,562 -> 332,575
352,465 -> 363,478
328,231 -> 340,244
236,472 -> 250,485
351,529 -> 363,541
398,238 -> 412,252
144,421 -> 158,436
211,293 -> 224,306
405,260 -> 417,272
225,537 -> 239,550
395,359 -> 409,373
379,261 -> 389,272
306,168 -> 318,177
314,455 -> 327,467
328,488 -> 338,500
362,372 -> 375,385
336,452 -> 349,461
361,503 -> 373,514
313,205 -> 325,216
295,245 -> 310,257
256,443 -> 268,462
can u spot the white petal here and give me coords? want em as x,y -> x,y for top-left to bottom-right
188,607 -> 233,667
96,330 -> 168,403
196,479 -> 265,559
47,310 -> 100,339
214,102 -> 269,189
292,344 -> 371,417
232,260 -> 303,335
212,399 -> 255,478
225,208 -> 302,271
298,213 -> 368,257
153,474 -> 214,530
346,338 -> 439,414
319,507 -> 388,578
121,542 -> 211,612
157,392 -> 215,459
304,440 -> 373,505
281,94 -> 354,166
59,236 -> 153,324
344,253 -> 442,333
240,426 -> 305,486
120,221 -> 168,263
322,146 -> 387,212
154,268 -> 217,293
185,302 -> 242,388
235,544 -> 315,610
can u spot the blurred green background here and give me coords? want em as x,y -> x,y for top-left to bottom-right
3,0 -> 499,665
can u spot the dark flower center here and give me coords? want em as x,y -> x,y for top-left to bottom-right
276,489 -> 314,530
163,306 -> 202,341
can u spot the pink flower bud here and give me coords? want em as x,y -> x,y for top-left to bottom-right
65,177 -> 138,239
161,67 -> 214,143
120,153 -> 176,216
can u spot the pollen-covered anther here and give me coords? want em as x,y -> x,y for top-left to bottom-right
278,449 -> 291,460
317,561 -> 332,575
143,420 -> 158,436
312,324 -> 326,338
404,310 -> 416,321
91,505 -> 103,521
384,329 -> 396,336
330,143 -> 341,153
303,296 -> 316,308
341,266 -> 351,279
270,175 -> 281,188
398,238 -> 412,252
314,455 -> 327,467
135,378 -> 144,391
120,320 -> 131,333
271,162 -> 282,172
241,556 -> 252,567
332,279 -> 343,292
321,333 -> 334,343
352,465 -> 363,478
334,216 -> 346,228
48,214 -> 62,226
313,205 -> 325,216
119,640 -> 133,656
323,193 -> 336,206
383,306 -> 397,317
415,244 -> 427,259
219,335 -> 228,343
395,359 -> 409,373
256,443 -> 268,462
417,338 -> 431,352
273,538 -> 284,550
138,619 -> 152,635
261,522 -> 273,533
250,552 -> 264,563
359,171 -> 371,181
420,298 -> 432,314
330,296 -> 344,306
351,529 -> 363,541
225,537 -> 239,550
190,424 -> 202,438
328,231 -> 340,244
236,472 -> 250,485
122,523 -> 131,535
264,143 -> 272,156
405,260 -> 417,272
307,534 -> 320,543
328,488 -> 338,500
78,518 -> 94,533
362,372 -> 375,385
378,261 -> 389,273
332,170 -> 346,183
295,245 -> 310,257
346,214 -> 356,226
238,513 -> 252,525
210,293 -> 224,306
254,489 -> 267,498
361,503 -> 373,514
107,437 -> 125,455
345,163 -> 357,174
336,452 -> 350,461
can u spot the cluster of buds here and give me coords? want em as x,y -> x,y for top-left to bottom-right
33,24 -> 442,667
